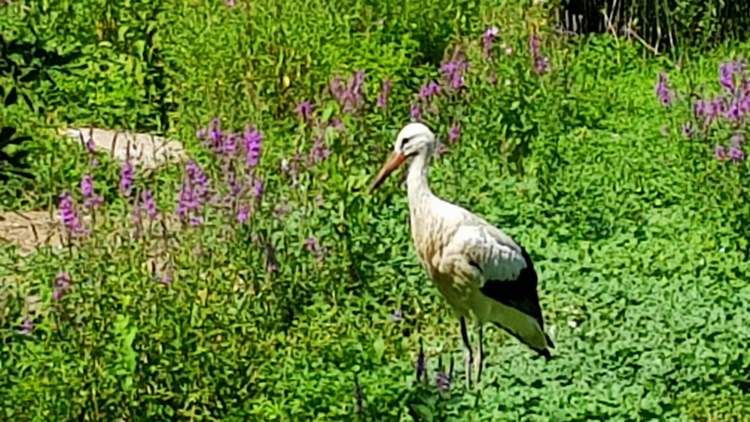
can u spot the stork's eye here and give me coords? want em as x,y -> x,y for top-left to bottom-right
401,136 -> 412,147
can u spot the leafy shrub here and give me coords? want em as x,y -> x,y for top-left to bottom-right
2,0 -> 750,420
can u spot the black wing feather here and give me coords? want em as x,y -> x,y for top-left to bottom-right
478,246 -> 554,351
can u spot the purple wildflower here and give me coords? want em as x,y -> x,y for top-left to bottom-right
482,26 -> 499,59
243,125 -> 263,169
330,75 -> 347,104
52,272 -> 71,301
310,135 -> 331,164
141,189 -> 158,220
210,117 -> 222,146
720,62 -> 737,92
296,101 -> 314,123
377,79 -> 392,109
448,123 -> 461,144
419,81 -> 441,101
237,205 -> 250,223
436,370 -> 451,392
729,133 -> 745,161
20,317 -> 33,335
252,178 -> 264,200
225,0 -> 235,6
85,139 -> 96,155
715,144 -> 727,161
330,71 -> 367,113
176,160 -> 209,222
529,32 -> 550,75
681,123 -> 695,139
80,174 -> 103,209
410,103 -> 422,120
59,192 -> 86,236
222,134 -> 238,156
440,52 -> 469,90
729,145 -> 745,161
350,70 -> 366,106
725,100 -> 743,122
655,72 -> 673,107
119,161 -> 134,197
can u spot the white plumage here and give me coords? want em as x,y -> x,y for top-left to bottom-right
369,122 -> 554,388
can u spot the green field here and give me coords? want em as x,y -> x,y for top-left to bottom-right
1,0 -> 749,420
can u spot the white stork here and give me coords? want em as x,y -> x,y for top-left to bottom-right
368,122 -> 554,388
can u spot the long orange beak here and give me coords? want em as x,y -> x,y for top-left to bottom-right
368,151 -> 407,193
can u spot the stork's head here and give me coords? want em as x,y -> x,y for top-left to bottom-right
368,123 -> 436,193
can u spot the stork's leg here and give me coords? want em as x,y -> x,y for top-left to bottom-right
459,316 -> 473,389
475,324 -> 485,386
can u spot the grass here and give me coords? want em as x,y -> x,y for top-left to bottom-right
1,0 -> 750,420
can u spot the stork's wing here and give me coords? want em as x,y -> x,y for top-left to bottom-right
451,223 -> 554,353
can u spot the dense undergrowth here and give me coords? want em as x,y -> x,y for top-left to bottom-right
1,0 -> 749,420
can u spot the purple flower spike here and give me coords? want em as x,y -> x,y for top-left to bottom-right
440,53 -> 469,91
310,135 -> 331,164
654,72 -> 673,107
330,71 -> 367,113
20,316 -> 33,335
377,79 -> 392,109
237,205 -> 250,223
80,174 -> 103,209
119,161 -> 134,197
410,104 -> 421,120
715,144 -> 727,161
296,100 -> 314,122
243,125 -> 263,170
529,32 -> 550,75
448,124 -> 461,144
59,192 -> 87,236
251,178 -> 264,204
482,26 -> 499,59
177,160 -> 209,223
141,189 -> 158,220
85,139 -> 96,155
419,81 -> 441,101
729,145 -> 745,161
720,62 -> 736,92
681,123 -> 695,139
53,272 -> 71,301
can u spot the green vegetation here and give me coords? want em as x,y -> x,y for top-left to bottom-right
1,0 -> 749,420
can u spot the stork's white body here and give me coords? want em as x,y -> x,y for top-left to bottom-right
369,123 -> 554,388
406,151 -> 552,355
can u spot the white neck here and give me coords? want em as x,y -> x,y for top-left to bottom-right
406,149 -> 433,206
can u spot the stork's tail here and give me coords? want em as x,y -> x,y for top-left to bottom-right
492,320 -> 555,361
